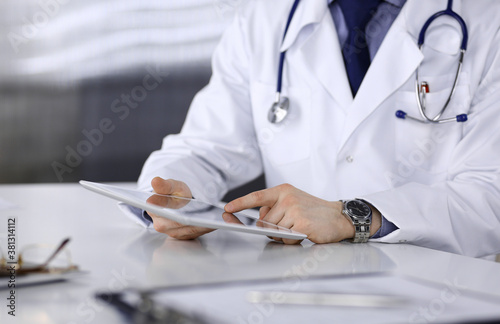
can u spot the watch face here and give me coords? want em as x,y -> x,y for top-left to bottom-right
346,200 -> 371,219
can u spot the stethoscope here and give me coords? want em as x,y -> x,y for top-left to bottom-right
268,0 -> 301,124
268,0 -> 469,125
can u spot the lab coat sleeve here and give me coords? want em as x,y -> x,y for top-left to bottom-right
137,5 -> 263,203
363,30 -> 500,258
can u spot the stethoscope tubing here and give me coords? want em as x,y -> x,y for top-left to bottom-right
276,0 -> 301,95
412,50 -> 466,124
397,0 -> 469,124
418,0 -> 468,51
271,0 -> 469,125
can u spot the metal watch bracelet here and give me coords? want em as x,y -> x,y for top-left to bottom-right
341,199 -> 372,243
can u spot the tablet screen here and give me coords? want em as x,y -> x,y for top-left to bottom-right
80,181 -> 307,240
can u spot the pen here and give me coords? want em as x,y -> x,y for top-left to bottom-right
246,291 -> 410,308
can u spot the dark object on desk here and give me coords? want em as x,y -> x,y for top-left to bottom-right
96,291 -> 210,324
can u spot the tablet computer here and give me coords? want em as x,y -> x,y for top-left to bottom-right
80,181 -> 307,240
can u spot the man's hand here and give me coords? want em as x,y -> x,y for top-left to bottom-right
225,184 -> 381,245
147,177 -> 214,240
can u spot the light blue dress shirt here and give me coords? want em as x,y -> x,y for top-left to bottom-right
329,0 -> 406,238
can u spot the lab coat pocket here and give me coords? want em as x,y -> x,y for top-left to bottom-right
394,77 -> 471,177
250,81 -> 311,166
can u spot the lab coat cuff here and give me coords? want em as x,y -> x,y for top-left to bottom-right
358,191 -> 412,244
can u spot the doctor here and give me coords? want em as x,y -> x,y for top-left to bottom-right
138,0 -> 500,258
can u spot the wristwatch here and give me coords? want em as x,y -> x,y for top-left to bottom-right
341,199 -> 372,243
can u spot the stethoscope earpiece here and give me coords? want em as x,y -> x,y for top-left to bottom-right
395,110 -> 468,124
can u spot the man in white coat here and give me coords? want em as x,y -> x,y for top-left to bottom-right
137,0 -> 500,258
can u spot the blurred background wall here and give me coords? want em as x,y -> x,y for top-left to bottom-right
0,0 -> 264,198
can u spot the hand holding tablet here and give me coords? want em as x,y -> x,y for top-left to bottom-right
80,180 -> 307,240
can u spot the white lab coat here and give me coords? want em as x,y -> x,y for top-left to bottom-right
138,0 -> 500,258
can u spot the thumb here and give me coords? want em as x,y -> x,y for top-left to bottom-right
151,177 -> 174,194
151,177 -> 192,198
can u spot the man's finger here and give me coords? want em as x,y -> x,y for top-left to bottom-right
225,187 -> 281,213
276,217 -> 294,230
260,206 -> 286,226
149,213 -> 212,238
259,206 -> 271,220
151,177 -> 174,194
222,212 -> 245,225
164,226 -> 214,240
147,194 -> 187,210
151,177 -> 189,197
148,213 -> 186,232
282,238 -> 303,245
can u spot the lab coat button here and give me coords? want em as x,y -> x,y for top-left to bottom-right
346,156 -> 354,163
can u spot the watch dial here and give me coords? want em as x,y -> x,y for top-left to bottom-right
347,200 -> 371,218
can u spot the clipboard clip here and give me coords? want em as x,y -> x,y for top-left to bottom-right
96,291 -> 209,324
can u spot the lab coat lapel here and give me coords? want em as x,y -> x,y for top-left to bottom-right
338,1 -> 424,150
281,0 -> 353,110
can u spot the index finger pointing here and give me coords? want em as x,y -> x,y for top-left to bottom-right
225,187 -> 280,213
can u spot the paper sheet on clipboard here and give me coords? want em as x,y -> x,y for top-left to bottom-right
137,273 -> 500,324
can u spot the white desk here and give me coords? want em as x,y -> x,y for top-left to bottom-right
0,183 -> 500,324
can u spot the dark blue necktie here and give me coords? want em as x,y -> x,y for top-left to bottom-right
337,0 -> 381,96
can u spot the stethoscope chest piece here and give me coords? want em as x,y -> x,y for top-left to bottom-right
268,95 -> 289,124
